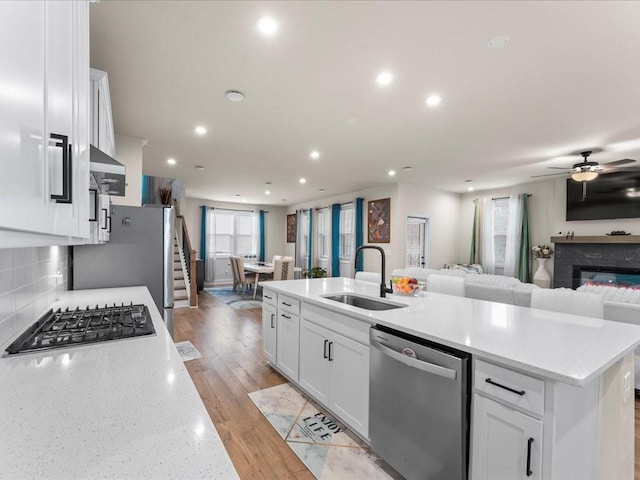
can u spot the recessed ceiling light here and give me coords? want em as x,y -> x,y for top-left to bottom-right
310,150 -> 320,160
194,126 -> 207,135
488,34 -> 511,49
167,158 -> 176,165
388,170 -> 396,177
376,71 -> 394,87
265,190 -> 271,195
195,165 -> 205,171
467,186 -> 474,192
226,90 -> 245,102
426,94 -> 442,107
299,178 -> 306,184
242,199 -> 247,203
256,16 -> 278,35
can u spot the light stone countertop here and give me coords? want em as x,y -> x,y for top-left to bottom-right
0,286 -> 239,480
262,277 -> 640,386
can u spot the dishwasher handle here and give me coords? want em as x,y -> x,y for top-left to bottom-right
371,338 -> 457,380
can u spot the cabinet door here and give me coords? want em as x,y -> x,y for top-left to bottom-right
262,303 -> 277,364
299,320 -> 330,406
328,333 -> 370,439
276,311 -> 300,381
472,394 -> 542,480
0,2 -> 51,235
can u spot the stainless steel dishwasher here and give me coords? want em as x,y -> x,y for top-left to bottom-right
370,325 -> 471,480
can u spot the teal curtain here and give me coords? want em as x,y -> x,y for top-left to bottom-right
307,208 -> 313,271
354,198 -> 364,273
469,199 -> 481,264
331,204 -> 340,277
259,210 -> 266,262
516,194 -> 531,283
200,206 -> 207,277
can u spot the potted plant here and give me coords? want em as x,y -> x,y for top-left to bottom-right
157,185 -> 172,205
302,267 -> 327,278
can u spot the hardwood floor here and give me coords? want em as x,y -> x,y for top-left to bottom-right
174,291 -> 313,480
176,290 -> 640,480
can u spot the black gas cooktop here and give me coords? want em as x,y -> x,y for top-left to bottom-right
4,303 -> 155,356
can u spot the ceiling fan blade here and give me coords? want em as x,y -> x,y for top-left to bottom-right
547,166 -> 573,170
602,158 -> 636,167
531,171 -> 570,178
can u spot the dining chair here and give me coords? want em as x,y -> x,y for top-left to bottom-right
232,256 -> 256,294
426,274 -> 466,297
230,256 -> 240,292
271,255 -> 282,264
273,259 -> 294,281
355,271 -> 382,284
531,288 -> 604,318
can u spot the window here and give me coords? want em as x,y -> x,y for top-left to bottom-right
316,208 -> 330,260
492,198 -> 509,271
207,209 -> 258,257
405,216 -> 428,268
340,203 -> 354,260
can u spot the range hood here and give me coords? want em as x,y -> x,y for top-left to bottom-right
90,145 -> 126,196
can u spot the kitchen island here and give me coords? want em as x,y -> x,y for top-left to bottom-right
261,277 -> 640,479
0,286 -> 238,480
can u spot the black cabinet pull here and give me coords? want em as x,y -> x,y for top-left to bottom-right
49,134 -> 72,204
323,339 -> 328,359
264,295 -> 272,300
282,302 -> 292,307
101,208 -> 108,230
485,378 -> 525,396
88,189 -> 98,222
281,314 -> 291,319
270,313 -> 275,329
526,437 -> 533,477
328,341 -> 334,361
107,215 -> 112,233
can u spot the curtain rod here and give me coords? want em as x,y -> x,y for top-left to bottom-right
204,206 -> 265,213
491,194 -> 532,200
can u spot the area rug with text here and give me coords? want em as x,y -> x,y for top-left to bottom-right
248,383 -> 398,480
204,287 -> 262,309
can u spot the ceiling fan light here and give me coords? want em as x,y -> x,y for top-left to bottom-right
571,171 -> 599,182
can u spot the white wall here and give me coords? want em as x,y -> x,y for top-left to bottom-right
458,177 -> 640,281
111,134 -> 145,207
397,183 -> 463,269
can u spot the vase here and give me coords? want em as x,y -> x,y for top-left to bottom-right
533,257 -> 551,289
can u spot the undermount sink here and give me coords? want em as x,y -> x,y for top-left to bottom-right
321,293 -> 407,311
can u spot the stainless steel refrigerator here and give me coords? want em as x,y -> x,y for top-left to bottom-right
72,205 -> 175,337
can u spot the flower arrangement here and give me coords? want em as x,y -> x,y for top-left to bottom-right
532,245 -> 553,259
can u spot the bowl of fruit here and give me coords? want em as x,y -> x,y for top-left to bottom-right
391,276 -> 421,296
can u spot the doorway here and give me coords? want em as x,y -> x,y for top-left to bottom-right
405,216 -> 429,268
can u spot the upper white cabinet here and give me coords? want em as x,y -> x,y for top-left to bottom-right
0,1 -> 90,246
90,68 -> 115,157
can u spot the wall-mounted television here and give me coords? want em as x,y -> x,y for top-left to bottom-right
566,170 -> 640,221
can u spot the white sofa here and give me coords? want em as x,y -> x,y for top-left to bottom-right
391,267 -> 540,307
577,285 -> 640,388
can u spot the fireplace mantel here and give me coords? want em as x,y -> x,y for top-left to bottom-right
551,235 -> 640,244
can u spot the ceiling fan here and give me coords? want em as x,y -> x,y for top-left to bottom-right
532,150 -> 637,182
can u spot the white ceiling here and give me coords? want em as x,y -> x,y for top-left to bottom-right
90,1 -> 640,205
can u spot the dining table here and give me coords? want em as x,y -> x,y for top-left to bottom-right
244,262 -> 302,299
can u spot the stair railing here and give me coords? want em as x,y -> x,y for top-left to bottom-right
176,211 -> 198,308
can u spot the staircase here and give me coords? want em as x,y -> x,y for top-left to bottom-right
173,238 -> 190,308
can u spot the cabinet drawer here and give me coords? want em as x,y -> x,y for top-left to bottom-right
474,360 -> 544,417
279,295 -> 300,315
262,289 -> 277,306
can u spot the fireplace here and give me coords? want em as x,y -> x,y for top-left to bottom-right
572,265 -> 640,289
552,237 -> 640,288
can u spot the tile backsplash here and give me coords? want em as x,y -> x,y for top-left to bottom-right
0,246 -> 68,347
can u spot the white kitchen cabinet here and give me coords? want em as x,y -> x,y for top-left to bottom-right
262,302 -> 277,365
471,394 -> 542,480
276,309 -> 300,380
299,318 -> 369,438
90,68 -> 115,156
0,1 -> 90,246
